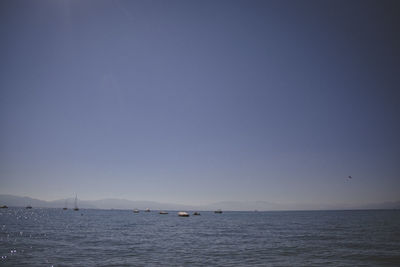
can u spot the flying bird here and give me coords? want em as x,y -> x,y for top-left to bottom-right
348,176 -> 352,179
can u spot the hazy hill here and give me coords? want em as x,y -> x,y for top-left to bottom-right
0,194 -> 192,210
1,194 -> 399,211
200,201 -> 283,211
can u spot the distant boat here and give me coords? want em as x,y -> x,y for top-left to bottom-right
193,212 -> 200,216
73,195 -> 79,211
133,209 -> 139,213
26,205 -> 32,209
214,209 -> 222,214
63,199 -> 68,210
178,211 -> 189,217
145,208 -> 150,212
0,205 -> 8,209
159,211 -> 168,214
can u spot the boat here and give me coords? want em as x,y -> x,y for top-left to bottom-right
145,208 -> 150,212
133,209 -> 139,213
178,211 -> 189,217
0,205 -> 8,209
73,195 -> 79,211
63,199 -> 68,210
159,211 -> 168,214
193,212 -> 200,215
214,209 -> 222,214
26,205 -> 32,209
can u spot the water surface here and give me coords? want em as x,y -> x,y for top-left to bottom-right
1,208 -> 400,266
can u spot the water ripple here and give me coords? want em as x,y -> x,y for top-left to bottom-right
1,209 -> 400,266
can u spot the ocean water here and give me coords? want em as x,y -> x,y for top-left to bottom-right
1,208 -> 400,266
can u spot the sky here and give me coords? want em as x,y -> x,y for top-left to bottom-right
1,0 -> 399,207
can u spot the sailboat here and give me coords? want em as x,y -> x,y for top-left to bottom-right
63,199 -> 68,210
73,195 -> 79,211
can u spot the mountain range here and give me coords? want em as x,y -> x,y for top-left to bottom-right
0,194 -> 399,211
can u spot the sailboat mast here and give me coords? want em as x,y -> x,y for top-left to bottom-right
74,194 -> 79,211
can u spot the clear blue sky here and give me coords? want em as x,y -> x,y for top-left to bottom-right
1,0 -> 399,206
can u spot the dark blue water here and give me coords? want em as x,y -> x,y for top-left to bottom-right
1,208 -> 400,266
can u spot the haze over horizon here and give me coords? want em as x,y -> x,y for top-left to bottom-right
1,0 -> 399,208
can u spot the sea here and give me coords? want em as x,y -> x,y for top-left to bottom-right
1,208 -> 399,266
